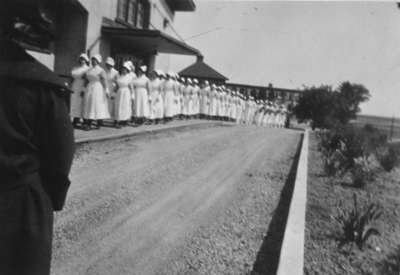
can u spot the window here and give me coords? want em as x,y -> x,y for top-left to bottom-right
117,0 -> 128,21
137,2 -> 144,28
117,0 -> 148,29
127,0 -> 137,25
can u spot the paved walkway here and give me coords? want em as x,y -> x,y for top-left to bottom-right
74,119 -> 229,144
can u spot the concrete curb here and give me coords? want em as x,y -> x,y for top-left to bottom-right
75,121 -> 231,145
276,129 -> 309,275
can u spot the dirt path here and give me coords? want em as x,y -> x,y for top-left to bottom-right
51,125 -> 301,275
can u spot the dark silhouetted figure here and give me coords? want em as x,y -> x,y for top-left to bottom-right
0,1 -> 74,274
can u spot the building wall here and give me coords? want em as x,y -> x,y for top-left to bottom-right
26,0 -> 185,74
54,2 -> 89,78
78,0 -> 178,71
78,0 -> 118,59
149,0 -> 174,33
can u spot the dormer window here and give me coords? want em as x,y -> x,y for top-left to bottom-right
117,0 -> 149,29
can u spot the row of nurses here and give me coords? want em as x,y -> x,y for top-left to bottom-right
70,54 -> 289,130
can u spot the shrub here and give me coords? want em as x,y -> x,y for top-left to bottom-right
351,155 -> 376,188
318,124 -> 391,179
334,194 -> 382,250
377,147 -> 398,172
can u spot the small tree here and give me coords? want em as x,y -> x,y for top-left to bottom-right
294,85 -> 336,129
294,82 -> 370,130
334,82 -> 370,125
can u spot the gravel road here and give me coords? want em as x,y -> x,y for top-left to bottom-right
51,125 -> 301,275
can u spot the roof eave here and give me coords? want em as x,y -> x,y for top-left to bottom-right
171,0 -> 196,12
101,25 -> 201,56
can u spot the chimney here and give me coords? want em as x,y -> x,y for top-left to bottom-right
197,55 -> 204,62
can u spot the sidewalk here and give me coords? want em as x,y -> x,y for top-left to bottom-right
74,119 -> 230,144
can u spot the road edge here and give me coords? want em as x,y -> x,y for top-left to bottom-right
276,129 -> 309,275
75,121 -> 232,145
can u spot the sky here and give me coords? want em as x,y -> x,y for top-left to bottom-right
169,1 -> 400,117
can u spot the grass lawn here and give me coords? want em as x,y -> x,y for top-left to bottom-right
304,133 -> 400,275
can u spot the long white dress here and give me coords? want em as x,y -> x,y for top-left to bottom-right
128,72 -> 137,118
70,64 -> 89,118
114,74 -> 133,121
182,85 -> 191,116
209,89 -> 218,116
176,83 -> 183,116
163,79 -> 176,118
83,66 -> 110,120
192,85 -> 200,116
216,93 -> 223,117
200,86 -> 210,115
229,96 -> 236,120
190,85 -> 198,116
149,78 -> 164,119
133,75 -> 150,118
105,68 -> 119,119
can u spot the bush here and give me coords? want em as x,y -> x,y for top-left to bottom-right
334,193 -> 382,250
351,156 -> 376,188
318,124 -> 392,181
377,147 -> 398,172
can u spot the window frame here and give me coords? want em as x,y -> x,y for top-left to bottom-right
116,0 -> 149,29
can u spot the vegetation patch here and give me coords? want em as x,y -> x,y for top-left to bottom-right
304,133 -> 400,275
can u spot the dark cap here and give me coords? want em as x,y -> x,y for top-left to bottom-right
1,0 -> 57,50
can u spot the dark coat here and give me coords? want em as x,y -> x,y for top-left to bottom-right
0,39 -> 74,275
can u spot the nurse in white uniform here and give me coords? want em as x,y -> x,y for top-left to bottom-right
209,84 -> 218,119
163,72 -> 176,122
83,54 -> 110,130
123,61 -> 137,123
70,53 -> 90,128
133,65 -> 150,124
182,78 -> 192,119
175,76 -> 183,119
114,62 -> 133,127
149,70 -> 164,124
105,57 -> 119,120
173,73 -> 181,118
200,80 -> 210,119
192,79 -> 200,118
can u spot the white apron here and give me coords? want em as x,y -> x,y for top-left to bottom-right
70,64 -> 89,118
182,85 -> 191,116
133,75 -> 150,118
114,74 -> 132,121
200,86 -> 210,115
149,78 -> 164,119
209,89 -> 218,116
105,68 -> 119,119
163,79 -> 175,118
83,66 -> 110,120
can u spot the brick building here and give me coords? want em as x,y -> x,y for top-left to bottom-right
28,0 -> 201,82
225,82 -> 302,104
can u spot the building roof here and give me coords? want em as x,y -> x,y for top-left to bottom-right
179,59 -> 229,81
166,0 -> 196,12
101,18 -> 201,56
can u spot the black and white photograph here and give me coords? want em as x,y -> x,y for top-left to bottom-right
1,0 -> 400,274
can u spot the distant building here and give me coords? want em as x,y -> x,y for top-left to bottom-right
178,57 -> 301,104
226,82 -> 302,104
27,0 -> 200,82
179,56 -> 229,84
